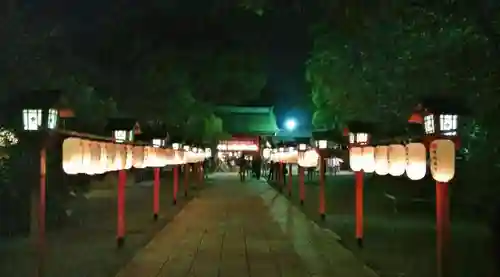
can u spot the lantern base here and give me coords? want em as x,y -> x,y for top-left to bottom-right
172,199 -> 177,205
153,214 -> 158,221
117,237 -> 125,248
300,200 -> 304,206
320,213 -> 325,221
357,238 -> 363,249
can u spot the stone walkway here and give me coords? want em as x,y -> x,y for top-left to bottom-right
115,173 -> 377,277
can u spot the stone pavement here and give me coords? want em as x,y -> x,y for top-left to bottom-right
115,173 -> 378,277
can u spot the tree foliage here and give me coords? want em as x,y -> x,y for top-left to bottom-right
306,1 -> 500,210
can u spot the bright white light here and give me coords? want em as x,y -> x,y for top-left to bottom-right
285,118 -> 297,131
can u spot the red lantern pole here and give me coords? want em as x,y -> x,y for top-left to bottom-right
299,166 -> 305,205
355,170 -> 364,248
184,164 -> 189,197
153,167 -> 160,221
37,147 -> 47,277
279,162 -> 283,191
319,157 -> 326,220
173,165 -> 178,205
198,162 -> 203,185
436,181 -> 450,277
287,164 -> 292,196
117,169 -> 126,248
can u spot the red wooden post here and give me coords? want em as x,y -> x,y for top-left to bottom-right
117,170 -> 126,247
355,170 -> 364,248
436,181 -> 450,277
299,166 -> 305,205
198,162 -> 201,186
153,167 -> 160,220
184,164 -> 189,197
287,164 -> 292,196
319,158 -> 326,220
279,162 -> 283,191
173,165 -> 178,205
37,147 -> 46,276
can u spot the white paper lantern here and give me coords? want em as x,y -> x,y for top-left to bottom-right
374,146 -> 389,175
106,143 -> 117,171
81,140 -> 93,174
99,142 -> 108,173
62,137 -> 83,174
87,141 -> 104,175
406,143 -> 427,180
124,145 -> 133,169
349,147 -> 363,171
361,146 -> 376,173
114,144 -> 127,170
298,149 -> 319,168
133,146 -> 145,168
430,139 -> 455,182
388,144 -> 406,176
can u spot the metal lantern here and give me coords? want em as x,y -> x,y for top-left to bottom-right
298,143 -> 307,151
317,140 -> 328,149
106,118 -> 138,143
172,143 -> 182,150
23,108 -> 59,131
349,132 -> 369,145
152,138 -> 165,148
424,113 -> 458,136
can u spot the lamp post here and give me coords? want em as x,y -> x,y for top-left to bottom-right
21,90 -> 61,277
298,143 -> 307,205
409,96 -> 465,277
278,146 -> 284,191
106,118 -> 139,248
346,122 -> 372,249
183,144 -> 191,197
287,146 -> 295,196
315,139 -> 328,221
172,142 -> 182,205
151,136 -> 166,221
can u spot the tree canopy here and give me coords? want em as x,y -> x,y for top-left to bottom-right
0,1 -> 270,141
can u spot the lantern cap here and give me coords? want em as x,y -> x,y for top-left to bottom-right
106,118 -> 138,132
420,96 -> 469,115
346,121 -> 376,133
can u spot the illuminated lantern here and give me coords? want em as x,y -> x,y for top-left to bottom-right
406,143 -> 427,180
81,140 -> 93,174
298,149 -> 319,168
263,148 -> 271,159
430,139 -> 455,182
317,140 -> 327,149
22,90 -> 62,131
105,143 -> 117,171
374,146 -> 389,175
99,142 -> 108,173
388,144 -> 406,176
205,148 -> 212,158
114,144 -> 127,170
124,145 -> 133,169
133,146 -> 145,168
361,146 -> 376,173
62,137 -> 83,174
88,141 -> 104,175
349,147 -> 363,172
106,118 -> 138,143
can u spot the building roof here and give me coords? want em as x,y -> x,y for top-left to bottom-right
215,106 -> 278,136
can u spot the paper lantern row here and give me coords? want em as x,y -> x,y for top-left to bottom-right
270,149 -> 298,164
62,137 -> 206,175
349,139 -> 455,182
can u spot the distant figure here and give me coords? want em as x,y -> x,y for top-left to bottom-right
237,154 -> 247,182
267,161 -> 275,181
252,155 -> 262,180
